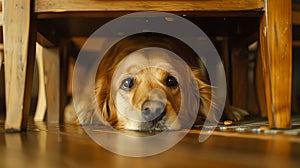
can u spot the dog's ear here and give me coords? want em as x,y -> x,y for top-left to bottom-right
95,74 -> 118,126
192,69 -> 219,123
102,95 -> 119,126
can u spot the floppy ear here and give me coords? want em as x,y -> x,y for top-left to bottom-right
95,73 -> 119,126
196,79 -> 212,117
192,69 -> 219,123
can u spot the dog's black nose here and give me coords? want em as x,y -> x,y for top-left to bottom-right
141,101 -> 166,122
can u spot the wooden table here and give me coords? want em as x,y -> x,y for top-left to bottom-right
2,0 -> 292,131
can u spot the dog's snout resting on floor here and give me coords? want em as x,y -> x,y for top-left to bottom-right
66,33 -> 248,131
141,100 -> 166,122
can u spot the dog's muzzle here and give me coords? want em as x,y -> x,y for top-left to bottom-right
141,101 -> 166,123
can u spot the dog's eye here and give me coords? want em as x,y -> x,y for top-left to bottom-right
121,77 -> 134,91
166,75 -> 178,88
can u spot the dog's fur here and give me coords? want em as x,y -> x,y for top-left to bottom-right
66,33 -> 248,131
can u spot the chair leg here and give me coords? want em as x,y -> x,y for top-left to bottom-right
259,0 -> 292,129
230,46 -> 248,110
59,39 -> 70,123
256,48 -> 268,118
0,52 -> 3,71
35,40 -> 70,124
43,47 -> 60,123
3,0 -> 36,132
34,43 -> 47,121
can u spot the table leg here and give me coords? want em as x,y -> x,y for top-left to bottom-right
259,0 -> 292,129
3,0 -> 36,131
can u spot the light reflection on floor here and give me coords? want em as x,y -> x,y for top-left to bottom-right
0,122 -> 300,168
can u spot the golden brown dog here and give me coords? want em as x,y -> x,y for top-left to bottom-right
66,33 -> 248,131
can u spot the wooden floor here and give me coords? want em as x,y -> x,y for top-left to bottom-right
0,120 -> 300,168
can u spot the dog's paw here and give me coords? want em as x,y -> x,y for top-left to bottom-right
224,106 -> 249,121
64,102 -> 80,125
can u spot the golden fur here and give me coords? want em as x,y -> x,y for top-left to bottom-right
95,33 -> 212,130
65,33 -> 248,131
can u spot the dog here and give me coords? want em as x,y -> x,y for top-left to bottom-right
65,33 -> 248,131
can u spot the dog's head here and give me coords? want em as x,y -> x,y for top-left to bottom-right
95,33 -> 212,131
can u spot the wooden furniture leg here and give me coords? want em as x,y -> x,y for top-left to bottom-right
259,0 -> 292,129
230,46 -> 248,110
3,0 -> 36,131
34,40 -> 69,123
256,48 -> 268,118
59,39 -> 70,123
43,47 -> 60,123
0,52 -> 2,71
34,43 -> 47,121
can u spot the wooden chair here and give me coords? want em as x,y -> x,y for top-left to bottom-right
2,0 -> 292,131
